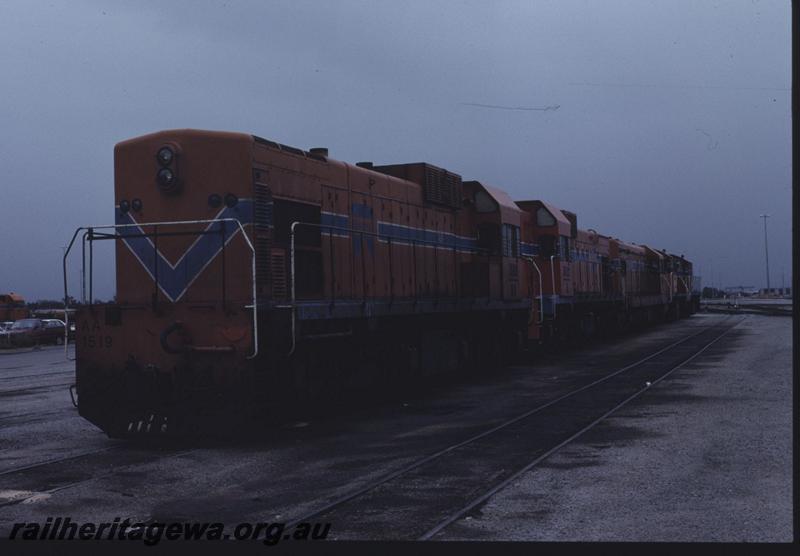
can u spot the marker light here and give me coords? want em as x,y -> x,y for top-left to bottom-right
157,168 -> 175,188
131,198 -> 143,212
119,200 -> 130,213
224,193 -> 238,208
156,146 -> 174,166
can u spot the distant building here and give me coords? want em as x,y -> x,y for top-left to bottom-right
758,287 -> 792,297
31,308 -> 75,320
724,286 -> 759,297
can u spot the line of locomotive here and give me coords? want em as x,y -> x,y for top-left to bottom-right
67,129 -> 698,437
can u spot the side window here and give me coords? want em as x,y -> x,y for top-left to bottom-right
474,190 -> 498,213
501,224 -> 520,258
559,236 -> 571,260
512,226 -> 519,257
536,207 -> 556,227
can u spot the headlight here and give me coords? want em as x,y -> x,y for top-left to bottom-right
156,146 -> 174,166
119,199 -> 130,213
224,193 -> 238,208
131,198 -> 143,212
157,168 -> 175,188
208,193 -> 222,208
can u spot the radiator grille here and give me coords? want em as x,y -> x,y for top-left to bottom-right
254,183 -> 273,230
255,235 -> 270,286
253,182 -> 273,289
424,166 -> 462,208
271,248 -> 288,299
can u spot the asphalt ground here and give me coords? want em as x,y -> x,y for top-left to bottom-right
0,314 -> 791,542
438,314 -> 792,541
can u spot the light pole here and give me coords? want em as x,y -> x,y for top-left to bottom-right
759,214 -> 770,294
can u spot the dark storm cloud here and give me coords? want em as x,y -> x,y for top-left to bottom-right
0,0 -> 790,299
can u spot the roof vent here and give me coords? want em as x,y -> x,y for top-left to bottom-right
356,161 -> 373,169
309,147 -> 328,157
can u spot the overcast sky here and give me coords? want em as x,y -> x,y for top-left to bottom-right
0,0 -> 791,301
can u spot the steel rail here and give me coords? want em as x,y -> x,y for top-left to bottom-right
0,369 -> 74,382
0,447 -> 198,509
0,382 -> 74,396
0,446 -> 121,477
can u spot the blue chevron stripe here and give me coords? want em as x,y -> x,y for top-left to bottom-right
115,200 -> 254,302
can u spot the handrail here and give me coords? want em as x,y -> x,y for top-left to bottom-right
677,274 -> 690,297
62,217 -> 258,361
549,255 -> 557,321
661,272 -> 674,303
522,256 -> 544,324
288,221 -> 298,357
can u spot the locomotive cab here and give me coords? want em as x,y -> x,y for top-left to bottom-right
66,130 -> 260,436
516,200 -> 573,311
462,181 -> 524,301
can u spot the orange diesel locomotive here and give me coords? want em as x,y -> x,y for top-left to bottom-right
64,129 -> 697,436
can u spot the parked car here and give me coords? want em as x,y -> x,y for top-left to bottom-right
43,319 -> 71,344
0,321 -> 14,347
6,318 -> 67,346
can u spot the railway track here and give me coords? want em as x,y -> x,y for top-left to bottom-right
0,408 -> 76,431
279,316 -> 743,539
0,446 -> 121,478
0,382 -> 74,398
0,369 -> 74,382
0,445 -> 197,508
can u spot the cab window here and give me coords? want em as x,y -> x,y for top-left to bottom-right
474,190 -> 498,213
536,207 -> 556,227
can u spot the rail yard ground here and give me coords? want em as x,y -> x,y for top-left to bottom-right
0,314 -> 791,542
701,297 -> 792,317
